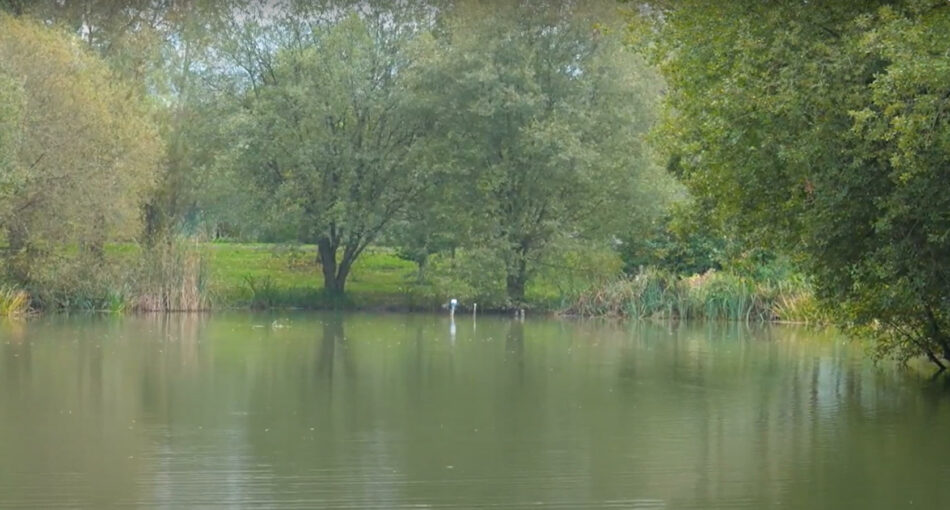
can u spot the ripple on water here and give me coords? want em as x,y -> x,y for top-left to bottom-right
1,314 -> 949,508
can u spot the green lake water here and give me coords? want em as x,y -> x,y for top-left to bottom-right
1,313 -> 948,508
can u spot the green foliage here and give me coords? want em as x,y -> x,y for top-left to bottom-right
181,242 -> 608,312
412,248 -> 510,310
204,244 -> 419,310
14,0 -> 167,84
24,253 -> 132,311
6,239 -> 209,312
393,238 -> 627,311
529,239 -> 626,309
242,275 -> 281,310
0,72 -> 21,195
3,2 -> 670,311
0,14 -> 161,286
388,186 -> 462,283
232,9 -> 432,296
620,202 -> 725,276
5,0 -> 908,338
417,1 -> 667,304
634,0 -> 950,368
566,268 -> 827,324
0,285 -> 29,316
11,1 -> 259,244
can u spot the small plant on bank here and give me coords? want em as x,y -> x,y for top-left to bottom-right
0,286 -> 30,317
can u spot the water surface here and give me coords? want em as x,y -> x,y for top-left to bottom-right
1,313 -> 948,508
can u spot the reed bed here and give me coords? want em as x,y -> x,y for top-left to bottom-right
563,268 -> 827,324
0,286 -> 30,316
131,242 -> 210,312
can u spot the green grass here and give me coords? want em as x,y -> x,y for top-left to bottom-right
199,242 -> 612,311
0,241 -> 834,320
200,243 -> 424,309
98,242 -> 424,310
10,241 -> 619,312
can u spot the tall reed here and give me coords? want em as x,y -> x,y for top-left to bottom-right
131,241 -> 210,312
0,286 -> 30,316
563,268 -> 826,323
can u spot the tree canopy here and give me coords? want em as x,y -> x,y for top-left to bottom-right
419,1 -> 664,303
8,0 -> 949,369
633,0 -> 950,367
232,8 -> 432,295
2,0 -> 672,307
0,14 -> 161,282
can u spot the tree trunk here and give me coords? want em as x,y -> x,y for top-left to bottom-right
922,344 -> 946,371
83,214 -> 107,263
505,244 -> 529,306
318,237 -> 354,298
6,224 -> 27,255
317,316 -> 344,381
5,224 -> 28,282
506,260 -> 527,305
142,201 -> 165,248
924,306 -> 950,363
336,258 -> 352,295
318,238 -> 344,297
4,0 -> 24,16
415,255 -> 427,283
506,272 -> 526,305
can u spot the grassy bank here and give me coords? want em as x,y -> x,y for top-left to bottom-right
1,242 -> 606,313
203,244 -> 424,309
2,242 -> 824,321
200,243 -> 603,311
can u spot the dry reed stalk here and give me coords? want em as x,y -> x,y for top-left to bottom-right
0,286 -> 30,316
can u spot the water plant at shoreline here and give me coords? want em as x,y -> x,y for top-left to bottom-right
131,242 -> 209,312
563,268 -> 828,324
0,285 -> 29,316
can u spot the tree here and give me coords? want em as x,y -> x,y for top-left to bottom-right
419,1 -> 663,304
0,0 -> 23,16
389,195 -> 460,283
10,0 -> 243,244
0,15 -> 160,282
233,9 -> 431,297
634,0 -> 950,368
10,0 -> 167,88
620,202 -> 726,277
143,1 -> 241,243
0,73 -> 24,220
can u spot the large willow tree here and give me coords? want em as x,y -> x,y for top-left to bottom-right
4,0 -> 243,243
418,1 -> 663,303
0,15 -> 160,283
233,6 -> 432,297
635,0 -> 950,368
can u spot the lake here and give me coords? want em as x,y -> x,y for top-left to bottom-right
1,313 -> 948,508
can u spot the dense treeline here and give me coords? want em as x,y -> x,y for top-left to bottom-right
0,0 -> 668,309
632,0 -> 950,368
0,1 -> 947,369
0,14 -> 161,306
